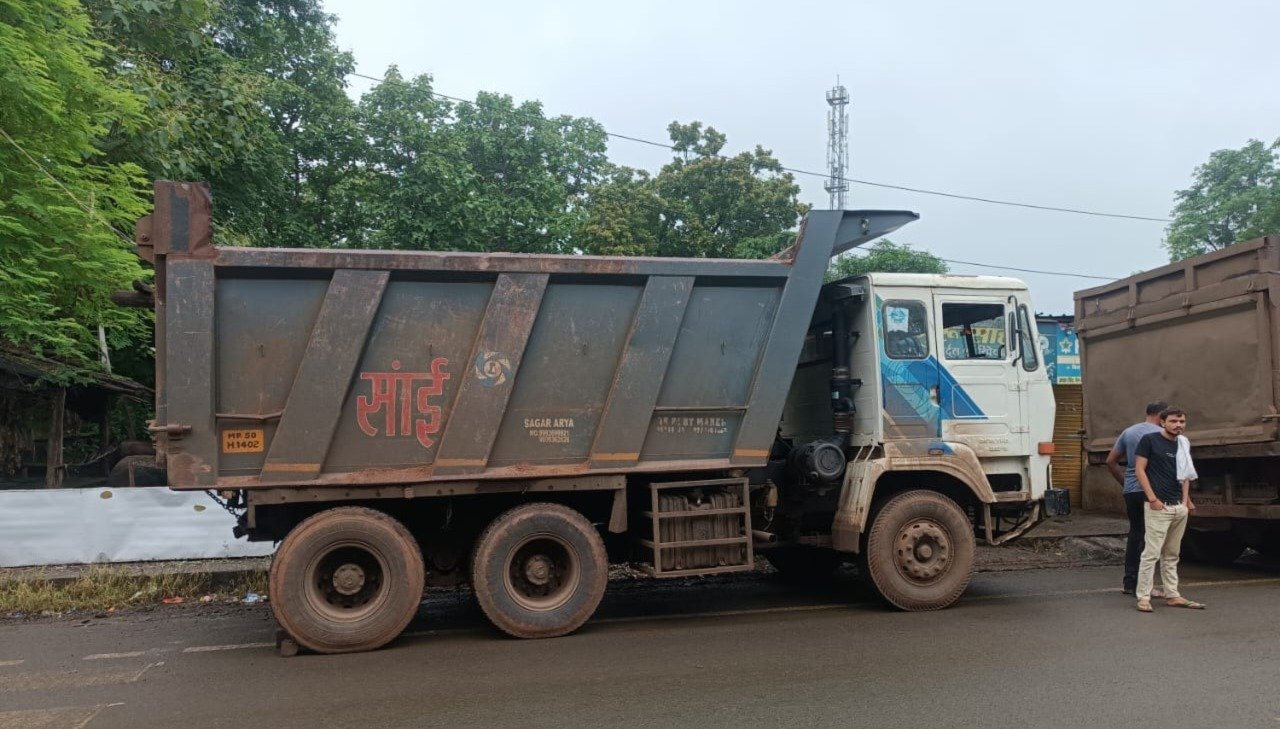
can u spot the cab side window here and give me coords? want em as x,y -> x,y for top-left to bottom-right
942,303 -> 1007,360
882,300 -> 929,360
1018,304 -> 1040,371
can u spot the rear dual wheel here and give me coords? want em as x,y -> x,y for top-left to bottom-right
269,507 -> 424,654
471,503 -> 608,639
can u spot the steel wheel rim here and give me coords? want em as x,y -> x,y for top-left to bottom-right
892,518 -> 952,584
503,532 -> 581,612
304,541 -> 391,622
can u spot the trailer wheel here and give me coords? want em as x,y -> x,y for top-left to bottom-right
1181,529 -> 1245,565
269,507 -> 424,654
471,503 -> 607,639
864,490 -> 974,611
765,547 -> 844,583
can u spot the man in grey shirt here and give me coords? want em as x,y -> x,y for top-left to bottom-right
1106,401 -> 1166,594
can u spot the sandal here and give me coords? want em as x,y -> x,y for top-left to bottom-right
1166,598 -> 1205,609
1136,598 -> 1153,613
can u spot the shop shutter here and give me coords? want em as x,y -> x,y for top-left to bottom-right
1051,384 -> 1084,507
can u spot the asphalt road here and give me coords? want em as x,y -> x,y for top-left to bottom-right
2,562 -> 1278,729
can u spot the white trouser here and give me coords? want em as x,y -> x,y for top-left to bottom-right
1136,503 -> 1188,600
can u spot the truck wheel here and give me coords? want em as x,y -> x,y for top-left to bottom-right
1181,530 -> 1245,565
765,547 -> 844,583
471,503 -> 607,639
864,490 -> 975,611
268,507 -> 424,654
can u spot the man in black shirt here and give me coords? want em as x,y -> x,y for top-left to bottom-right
1133,407 -> 1205,612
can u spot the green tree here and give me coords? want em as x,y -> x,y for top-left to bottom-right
580,122 -> 806,258
212,0 -> 359,247
85,0 -> 281,239
1166,138 -> 1280,261
348,70 -> 611,252
85,0 -> 358,248
826,240 -> 948,281
0,0 -> 150,363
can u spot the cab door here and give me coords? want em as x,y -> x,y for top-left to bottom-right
931,295 -> 1023,456
877,296 -> 940,439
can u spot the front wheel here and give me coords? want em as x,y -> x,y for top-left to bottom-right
863,490 -> 975,611
471,503 -> 608,639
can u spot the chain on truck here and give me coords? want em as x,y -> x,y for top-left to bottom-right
126,181 -> 1068,655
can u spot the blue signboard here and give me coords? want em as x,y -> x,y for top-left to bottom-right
1037,321 -> 1080,385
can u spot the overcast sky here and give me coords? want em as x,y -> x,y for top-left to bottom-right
324,0 -> 1279,313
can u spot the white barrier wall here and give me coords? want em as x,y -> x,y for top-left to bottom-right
0,487 -> 274,567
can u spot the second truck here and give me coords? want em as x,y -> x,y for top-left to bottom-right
136,182 -> 1062,654
1077,233 -> 1280,564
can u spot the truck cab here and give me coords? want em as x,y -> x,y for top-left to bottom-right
775,273 -> 1057,605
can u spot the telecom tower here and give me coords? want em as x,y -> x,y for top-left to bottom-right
824,79 -> 850,210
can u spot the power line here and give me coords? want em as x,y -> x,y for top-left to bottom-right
841,244 -> 1116,281
347,71 -> 1172,224
350,70 -> 1128,280
936,257 -> 1115,281
0,128 -> 136,245
786,168 -> 1170,223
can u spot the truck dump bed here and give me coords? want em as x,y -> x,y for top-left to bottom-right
144,182 -> 916,490
1075,235 -> 1280,454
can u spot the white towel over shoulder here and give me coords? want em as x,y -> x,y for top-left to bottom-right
1176,435 -> 1198,482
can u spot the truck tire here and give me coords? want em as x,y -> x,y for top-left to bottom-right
864,490 -> 975,611
268,507 -> 424,654
1181,529 -> 1245,565
765,547 -> 845,583
471,503 -> 607,639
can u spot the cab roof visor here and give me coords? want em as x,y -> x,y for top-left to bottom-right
830,210 -> 920,257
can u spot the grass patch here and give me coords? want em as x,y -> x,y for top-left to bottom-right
0,567 -> 268,615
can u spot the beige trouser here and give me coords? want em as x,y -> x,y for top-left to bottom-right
1137,502 -> 1188,600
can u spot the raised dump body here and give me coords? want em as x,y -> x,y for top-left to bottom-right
144,183 -> 914,489
1076,235 -> 1280,561
137,182 -> 1057,655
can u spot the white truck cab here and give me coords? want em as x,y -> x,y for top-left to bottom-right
784,272 -> 1058,554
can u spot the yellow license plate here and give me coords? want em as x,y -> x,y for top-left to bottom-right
222,429 -> 265,454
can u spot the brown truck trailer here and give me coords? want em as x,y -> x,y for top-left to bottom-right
1075,234 -> 1280,562
135,182 -> 1059,655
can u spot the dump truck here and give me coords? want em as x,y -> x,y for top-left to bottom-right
136,181 -> 1060,654
1076,234 -> 1280,563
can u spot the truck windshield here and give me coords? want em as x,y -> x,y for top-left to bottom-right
941,303 -> 1006,360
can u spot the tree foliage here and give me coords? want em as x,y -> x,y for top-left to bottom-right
826,240 -> 948,281
85,0 -> 357,248
0,0 -> 150,363
212,0 -> 358,247
580,122 -> 806,258
1166,138 -> 1280,261
2,0 -> 822,376
341,70 -> 611,252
